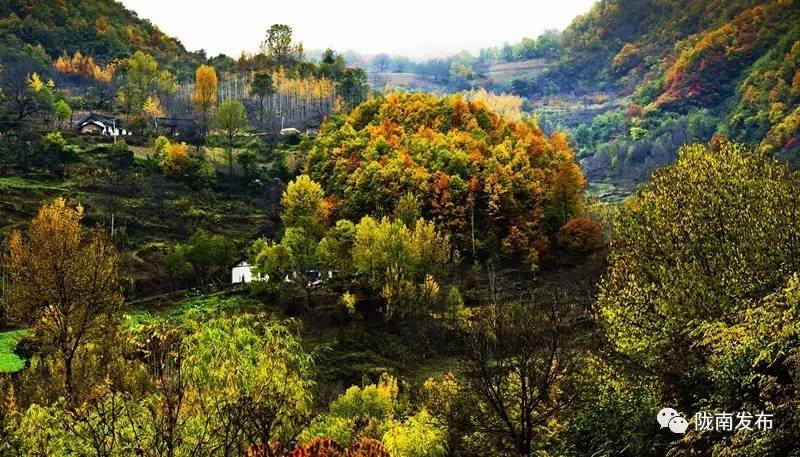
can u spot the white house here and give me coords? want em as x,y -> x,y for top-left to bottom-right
75,113 -> 130,137
280,127 -> 301,136
231,260 -> 266,284
231,260 -> 333,285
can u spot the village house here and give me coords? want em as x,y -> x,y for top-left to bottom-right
231,260 -> 263,284
156,116 -> 196,137
231,260 -> 332,285
75,113 -> 130,137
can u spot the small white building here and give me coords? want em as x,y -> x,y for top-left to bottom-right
75,113 -> 130,137
231,261 -> 332,285
280,127 -> 301,136
231,260 -> 266,284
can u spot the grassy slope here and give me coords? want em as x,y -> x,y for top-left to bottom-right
0,329 -> 30,373
0,138 -> 283,296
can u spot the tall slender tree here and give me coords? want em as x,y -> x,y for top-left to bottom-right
250,72 -> 274,127
215,99 -> 248,176
192,64 -> 218,144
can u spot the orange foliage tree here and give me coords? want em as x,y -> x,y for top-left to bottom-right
306,93 -> 586,262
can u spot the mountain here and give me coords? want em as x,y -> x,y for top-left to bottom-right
526,0 -> 800,183
367,0 -> 800,186
0,0 -> 203,79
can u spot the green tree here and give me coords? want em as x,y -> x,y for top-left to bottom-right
215,99 -> 248,176
382,410 -> 447,457
300,374 -> 399,446
53,98 -> 71,129
262,24 -> 295,65
183,315 -> 315,451
316,220 -> 357,285
352,216 -> 449,319
251,227 -> 321,311
250,72 -> 274,126
339,68 -> 368,106
116,51 -> 177,123
280,175 -> 327,235
164,229 -> 237,285
599,140 -> 800,405
237,148 -> 262,181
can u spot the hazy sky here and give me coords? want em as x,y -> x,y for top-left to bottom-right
119,0 -> 597,59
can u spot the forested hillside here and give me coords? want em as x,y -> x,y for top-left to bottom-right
538,0 -> 800,181
367,0 -> 800,184
0,0 -> 202,78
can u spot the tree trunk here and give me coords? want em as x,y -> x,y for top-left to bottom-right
64,352 -> 74,396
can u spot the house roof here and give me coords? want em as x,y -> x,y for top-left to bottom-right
156,117 -> 196,127
75,113 -> 122,129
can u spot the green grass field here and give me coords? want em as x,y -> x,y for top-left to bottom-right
0,329 -> 31,373
0,176 -> 67,191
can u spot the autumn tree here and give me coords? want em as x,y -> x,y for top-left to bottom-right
116,51 -> 177,125
192,64 -> 217,142
143,95 -> 165,132
160,141 -> 192,178
53,52 -> 118,107
4,199 -> 122,395
26,72 -> 57,126
215,99 -> 248,176
459,296 -> 582,456
306,93 -> 585,262
546,132 -> 586,230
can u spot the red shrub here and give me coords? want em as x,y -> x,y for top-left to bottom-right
556,217 -> 604,255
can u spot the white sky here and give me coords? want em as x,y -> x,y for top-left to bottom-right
119,0 -> 597,59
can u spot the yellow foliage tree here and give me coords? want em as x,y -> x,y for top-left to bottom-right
4,198 -> 122,395
143,95 -> 165,131
160,142 -> 192,178
54,52 -> 117,85
193,64 -> 218,137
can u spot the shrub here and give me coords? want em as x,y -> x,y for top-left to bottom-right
556,217 -> 604,255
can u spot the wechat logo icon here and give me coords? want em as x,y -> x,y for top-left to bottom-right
658,407 -> 689,434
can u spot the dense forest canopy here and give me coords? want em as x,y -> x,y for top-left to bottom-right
306,93 -> 585,262
0,0 -> 203,78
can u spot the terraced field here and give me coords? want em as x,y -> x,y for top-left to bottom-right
485,58 -> 554,83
